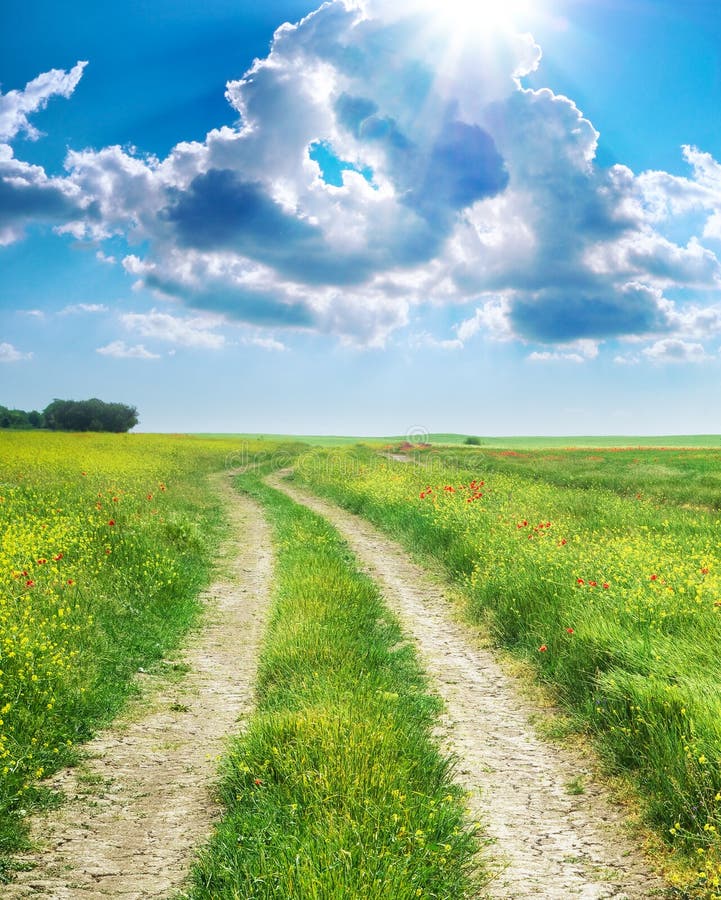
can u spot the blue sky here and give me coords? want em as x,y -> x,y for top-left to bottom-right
2,0 -> 721,435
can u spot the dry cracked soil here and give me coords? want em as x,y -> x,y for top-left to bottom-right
5,473 -> 272,899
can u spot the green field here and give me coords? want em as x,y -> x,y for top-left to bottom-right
193,432 -> 721,449
297,441 -> 721,894
5,431 -> 721,896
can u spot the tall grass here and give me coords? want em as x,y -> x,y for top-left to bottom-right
433,444 -> 721,508
0,433 -> 286,878
190,470 -> 480,899
297,445 -> 721,895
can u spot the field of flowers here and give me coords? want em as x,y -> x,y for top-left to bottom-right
297,445 -> 721,895
0,431 -> 263,870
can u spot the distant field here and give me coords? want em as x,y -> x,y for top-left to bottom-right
192,432 -> 721,449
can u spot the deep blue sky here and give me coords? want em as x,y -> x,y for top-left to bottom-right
2,0 -> 721,434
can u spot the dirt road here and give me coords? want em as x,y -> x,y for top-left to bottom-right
269,472 -> 670,900
5,475 -> 272,899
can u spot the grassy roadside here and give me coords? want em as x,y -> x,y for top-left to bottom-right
295,446 -> 721,896
0,433 -> 284,879
189,470 -> 481,899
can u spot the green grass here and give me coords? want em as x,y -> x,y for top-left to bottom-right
189,468 -> 480,899
0,433 -> 295,878
429,445 -> 721,508
296,445 -> 721,894
190,432 -> 721,449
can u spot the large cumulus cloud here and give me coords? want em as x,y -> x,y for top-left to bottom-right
4,2 -> 721,351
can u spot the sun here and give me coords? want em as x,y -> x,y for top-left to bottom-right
421,0 -> 538,34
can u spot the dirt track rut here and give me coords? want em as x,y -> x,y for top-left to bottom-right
6,474 -> 271,899
269,472 -> 670,900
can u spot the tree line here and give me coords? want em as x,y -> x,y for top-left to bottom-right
0,399 -> 139,433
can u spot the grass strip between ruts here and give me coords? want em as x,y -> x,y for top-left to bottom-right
189,470 -> 481,899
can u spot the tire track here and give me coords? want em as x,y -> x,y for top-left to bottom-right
5,473 -> 271,899
268,472 -> 671,900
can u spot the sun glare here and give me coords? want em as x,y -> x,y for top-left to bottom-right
427,0 -> 537,34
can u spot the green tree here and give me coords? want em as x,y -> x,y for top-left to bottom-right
42,399 -> 138,432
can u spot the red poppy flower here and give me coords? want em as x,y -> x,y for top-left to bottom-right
577,578 -> 585,585
254,778 -> 263,786
538,644 -> 548,652
26,580 -> 35,588
702,568 -> 710,575
53,553 -> 63,561
108,519 -> 116,526
589,581 -> 597,587
603,582 -> 610,589
650,574 -> 658,581
67,579 -> 74,586
566,627 -> 574,634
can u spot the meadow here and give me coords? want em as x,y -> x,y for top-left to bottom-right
296,443 -> 721,895
4,431 -> 721,895
0,431 -> 261,874
0,433 -> 480,895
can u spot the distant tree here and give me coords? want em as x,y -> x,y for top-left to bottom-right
42,399 -> 138,433
0,407 -> 32,429
9,409 -> 29,428
464,436 -> 482,446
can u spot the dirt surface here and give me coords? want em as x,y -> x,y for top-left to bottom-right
5,473 -> 272,899
269,472 -> 671,900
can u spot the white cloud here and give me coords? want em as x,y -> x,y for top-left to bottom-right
243,336 -> 287,352
409,331 -> 463,351
5,9 -> 721,353
60,303 -> 109,315
96,340 -> 160,359
121,310 -> 226,349
527,350 -> 585,363
0,62 -> 87,142
456,299 -> 514,343
0,342 -> 32,362
0,143 -> 89,245
527,339 -> 599,363
642,339 -> 710,364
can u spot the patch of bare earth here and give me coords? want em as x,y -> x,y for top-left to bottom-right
5,474 -> 271,899
269,472 -> 671,900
